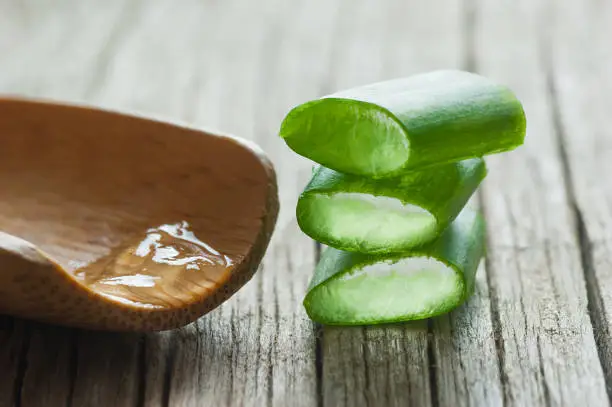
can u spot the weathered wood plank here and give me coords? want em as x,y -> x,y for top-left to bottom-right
549,0 -> 612,396
474,0 -> 609,405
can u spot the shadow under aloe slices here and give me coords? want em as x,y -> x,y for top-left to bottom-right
303,208 -> 485,325
280,70 -> 525,178
296,158 -> 486,254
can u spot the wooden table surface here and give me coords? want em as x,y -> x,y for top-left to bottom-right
1,0 -> 611,406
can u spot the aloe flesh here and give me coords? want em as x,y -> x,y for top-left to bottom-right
280,70 -> 526,178
303,208 -> 485,325
297,158 -> 486,254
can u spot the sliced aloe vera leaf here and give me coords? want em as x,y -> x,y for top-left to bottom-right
280,70 -> 525,178
297,158 -> 486,253
303,208 -> 485,325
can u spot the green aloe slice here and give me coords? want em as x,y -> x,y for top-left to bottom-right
303,208 -> 485,325
297,158 -> 486,254
280,70 -> 525,178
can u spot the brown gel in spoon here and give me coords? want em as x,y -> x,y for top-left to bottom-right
73,221 -> 238,309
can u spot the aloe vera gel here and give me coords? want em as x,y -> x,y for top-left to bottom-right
280,69 -> 525,325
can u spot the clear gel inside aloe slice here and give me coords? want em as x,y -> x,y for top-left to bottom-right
299,192 -> 438,252
304,256 -> 463,325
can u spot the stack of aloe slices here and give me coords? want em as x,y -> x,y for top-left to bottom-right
280,70 -> 526,325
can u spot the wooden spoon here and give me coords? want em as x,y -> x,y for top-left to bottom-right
0,97 -> 278,332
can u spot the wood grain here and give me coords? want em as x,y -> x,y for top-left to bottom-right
474,0 -> 609,405
1,0 -> 611,406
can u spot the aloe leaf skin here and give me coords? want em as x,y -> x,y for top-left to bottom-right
280,70 -> 525,178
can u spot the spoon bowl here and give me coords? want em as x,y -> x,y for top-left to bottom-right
0,98 -> 278,331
